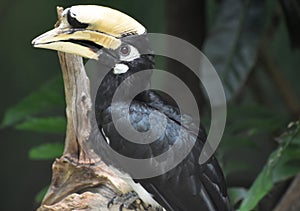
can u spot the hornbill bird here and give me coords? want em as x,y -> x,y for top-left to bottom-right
32,5 -> 231,211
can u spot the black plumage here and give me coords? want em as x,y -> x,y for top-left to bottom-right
32,5 -> 231,211
95,47 -> 231,211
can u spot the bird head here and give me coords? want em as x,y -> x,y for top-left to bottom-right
32,5 -> 155,110
32,5 -> 154,74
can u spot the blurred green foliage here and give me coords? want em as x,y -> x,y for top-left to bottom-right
238,121 -> 300,211
204,0 -> 269,100
1,77 -> 64,128
29,143 -> 64,160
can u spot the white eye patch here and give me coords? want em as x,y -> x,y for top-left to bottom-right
119,45 -> 140,62
113,63 -> 129,74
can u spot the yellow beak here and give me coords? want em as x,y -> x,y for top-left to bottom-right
32,5 -> 145,60
32,27 -> 122,60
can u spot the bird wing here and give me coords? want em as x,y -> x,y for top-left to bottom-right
98,97 -> 231,211
134,109 -> 231,211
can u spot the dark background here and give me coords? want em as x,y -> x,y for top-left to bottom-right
0,1 -> 164,210
1,0 -> 299,210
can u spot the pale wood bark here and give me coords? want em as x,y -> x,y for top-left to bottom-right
274,174 -> 300,211
37,7 -> 150,211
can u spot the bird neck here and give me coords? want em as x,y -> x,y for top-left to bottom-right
95,55 -> 155,112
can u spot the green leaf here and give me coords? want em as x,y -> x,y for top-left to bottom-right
289,136 -> 300,145
228,187 -> 248,207
239,121 -> 300,211
239,164 -> 273,211
204,0 -> 269,100
35,186 -> 48,203
15,117 -> 66,134
1,76 -> 64,127
29,143 -> 64,160
271,146 -> 300,182
273,161 -> 300,182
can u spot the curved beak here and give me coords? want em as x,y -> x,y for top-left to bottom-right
32,27 -> 121,60
32,5 -> 145,60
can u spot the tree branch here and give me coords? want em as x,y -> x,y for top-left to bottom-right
274,174 -> 300,211
37,7 -> 150,211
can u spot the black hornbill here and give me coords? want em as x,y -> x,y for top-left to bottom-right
32,5 -> 231,211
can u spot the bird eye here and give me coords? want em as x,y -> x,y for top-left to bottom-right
120,45 -> 131,56
67,10 -> 88,28
119,45 -> 140,61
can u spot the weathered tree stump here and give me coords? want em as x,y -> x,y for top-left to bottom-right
37,7 -> 150,211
